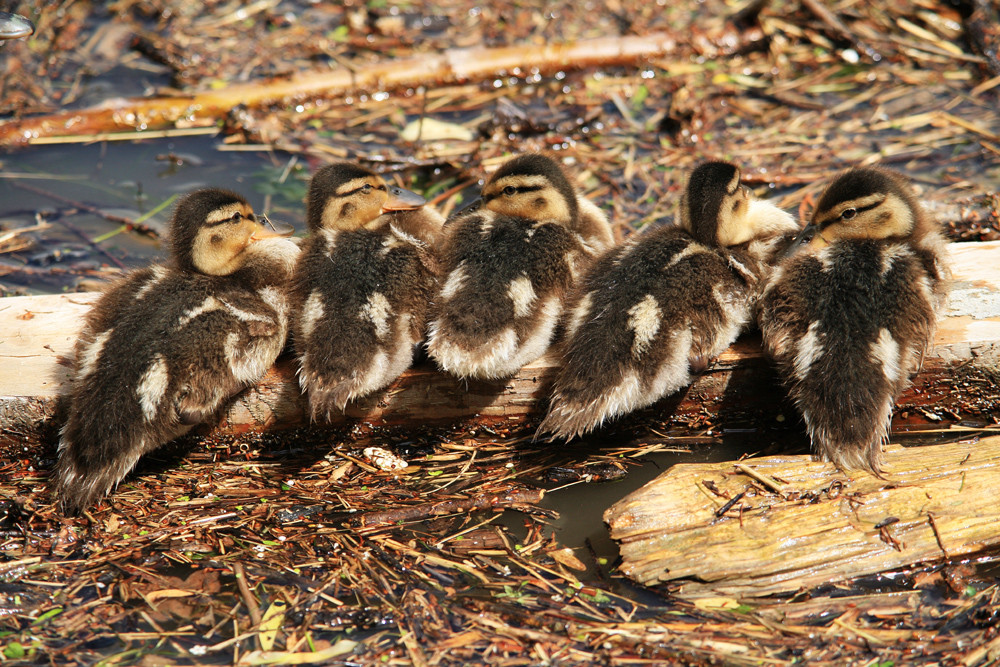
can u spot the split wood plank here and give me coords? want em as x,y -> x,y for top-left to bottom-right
604,435 -> 1000,599
1,240 -> 998,434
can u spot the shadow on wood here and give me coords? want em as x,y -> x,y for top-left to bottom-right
2,241 -> 999,442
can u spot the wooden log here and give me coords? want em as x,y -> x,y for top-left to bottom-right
0,33 -> 678,148
603,435 -> 1000,599
1,241 -> 999,436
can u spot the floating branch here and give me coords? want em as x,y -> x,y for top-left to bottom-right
0,33 -> 679,148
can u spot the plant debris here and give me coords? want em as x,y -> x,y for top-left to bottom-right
3,423 -> 1000,665
2,0 -> 1000,664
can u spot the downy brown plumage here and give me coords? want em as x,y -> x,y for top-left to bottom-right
538,161 -> 799,440
426,153 -> 613,379
292,162 -> 442,419
758,166 -> 948,472
56,189 -> 299,513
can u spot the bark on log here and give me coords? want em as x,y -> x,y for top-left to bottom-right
1,241 -> 998,437
0,33 -> 678,148
604,436 -> 1000,598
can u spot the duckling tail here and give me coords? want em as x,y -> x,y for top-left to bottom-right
797,391 -> 894,474
55,430 -> 147,515
780,335 -> 902,474
305,380 -> 353,421
535,398 -> 607,442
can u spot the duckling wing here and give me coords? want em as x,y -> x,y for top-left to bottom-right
759,240 -> 940,471
56,270 -> 289,513
292,228 -> 436,419
539,228 -> 754,440
386,207 -> 445,248
427,213 -> 584,379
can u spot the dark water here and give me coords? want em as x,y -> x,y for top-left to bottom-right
0,136 -> 307,294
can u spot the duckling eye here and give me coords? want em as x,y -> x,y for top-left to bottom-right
502,186 -> 517,196
361,184 -> 373,194
841,208 -> 857,220
230,211 -> 242,223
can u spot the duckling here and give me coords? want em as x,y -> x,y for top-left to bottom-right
758,166 -> 948,472
537,161 -> 799,440
55,189 -> 299,513
426,153 -> 613,380
292,163 -> 442,420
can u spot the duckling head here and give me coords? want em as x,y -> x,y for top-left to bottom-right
679,162 -> 748,246
797,166 -> 925,250
306,162 -> 426,233
680,161 -> 798,248
171,188 -> 288,276
478,153 -> 579,227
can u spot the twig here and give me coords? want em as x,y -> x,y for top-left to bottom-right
800,0 -> 882,62
233,562 -> 262,628
11,181 -> 160,238
10,195 -> 128,270
927,512 -> 951,558
733,462 -> 789,494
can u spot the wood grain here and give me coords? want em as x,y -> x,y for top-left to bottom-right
604,436 -> 1000,598
2,241 -> 998,434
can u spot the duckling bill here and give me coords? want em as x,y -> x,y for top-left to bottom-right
292,162 -> 443,420
56,189 -> 300,513
426,153 -> 613,380
538,161 -> 799,440
759,166 -> 948,472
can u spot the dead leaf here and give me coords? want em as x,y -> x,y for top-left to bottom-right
549,547 -> 587,571
237,639 -> 358,665
400,117 -> 474,142
146,589 -> 197,603
257,599 -> 287,651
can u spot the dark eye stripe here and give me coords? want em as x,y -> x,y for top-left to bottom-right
338,183 -> 382,197
485,184 -> 543,201
205,213 -> 246,227
850,201 -> 880,215
819,200 -> 881,228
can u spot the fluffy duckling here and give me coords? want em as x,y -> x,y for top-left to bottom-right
426,153 -> 613,380
56,189 -> 299,513
538,161 -> 799,440
758,166 -> 948,472
292,163 -> 442,419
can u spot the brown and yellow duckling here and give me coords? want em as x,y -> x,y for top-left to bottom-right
291,162 -> 442,420
426,153 -> 613,380
56,189 -> 299,513
538,161 -> 799,440
758,166 -> 948,472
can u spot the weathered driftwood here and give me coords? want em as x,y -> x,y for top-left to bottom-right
604,436 -> 1000,598
0,33 -> 678,148
1,241 -> 998,435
